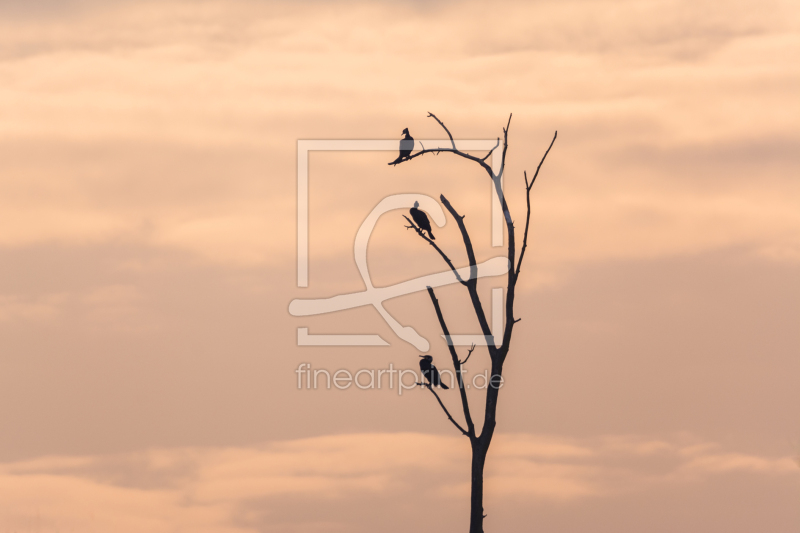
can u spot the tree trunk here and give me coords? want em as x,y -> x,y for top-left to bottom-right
397,114 -> 556,533
470,359 -> 501,532
469,441 -> 488,533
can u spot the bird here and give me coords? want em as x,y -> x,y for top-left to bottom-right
410,201 -> 435,240
419,355 -> 449,389
391,128 -> 414,164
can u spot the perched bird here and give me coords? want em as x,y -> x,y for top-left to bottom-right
419,355 -> 449,389
410,201 -> 435,240
391,128 -> 414,164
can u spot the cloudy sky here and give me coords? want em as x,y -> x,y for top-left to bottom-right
0,0 -> 798,531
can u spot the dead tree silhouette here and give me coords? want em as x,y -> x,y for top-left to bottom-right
392,113 -> 556,533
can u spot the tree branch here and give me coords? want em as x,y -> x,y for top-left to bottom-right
389,146 -> 495,175
496,117 -> 517,358
515,131 -> 557,279
418,382 -> 469,437
460,343 -> 476,365
480,138 -> 500,162
403,215 -> 467,286
499,128 -> 557,359
496,113 -> 512,182
388,114 -> 495,180
439,195 -> 493,344
427,286 -> 475,438
427,112 -> 456,149
439,195 -> 477,279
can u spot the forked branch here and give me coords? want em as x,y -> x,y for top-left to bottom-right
460,344 -> 476,365
515,131 -> 557,279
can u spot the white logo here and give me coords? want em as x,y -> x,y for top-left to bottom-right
290,139 -> 508,351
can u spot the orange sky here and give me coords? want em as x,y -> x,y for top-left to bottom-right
0,0 -> 798,531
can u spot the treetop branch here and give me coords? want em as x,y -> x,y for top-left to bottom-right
516,131 -> 557,279
526,131 -> 558,191
497,113 -> 512,182
388,114 -> 496,180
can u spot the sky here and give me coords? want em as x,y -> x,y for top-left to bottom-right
0,0 -> 798,531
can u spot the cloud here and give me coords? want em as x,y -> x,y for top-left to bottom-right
679,452 -> 798,475
0,432 -> 795,532
0,292 -> 66,321
0,0 -> 796,269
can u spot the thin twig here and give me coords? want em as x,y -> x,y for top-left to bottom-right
497,113 -> 512,182
527,131 -> 557,191
460,343 -> 476,365
428,112 -> 456,149
480,138 -> 500,162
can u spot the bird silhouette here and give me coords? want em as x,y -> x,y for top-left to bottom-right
410,201 -> 435,240
419,355 -> 449,389
391,128 -> 414,164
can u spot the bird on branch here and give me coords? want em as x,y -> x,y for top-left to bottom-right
390,128 -> 414,165
419,355 -> 449,389
410,201 -> 435,240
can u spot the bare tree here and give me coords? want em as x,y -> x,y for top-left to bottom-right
392,113 -> 556,533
